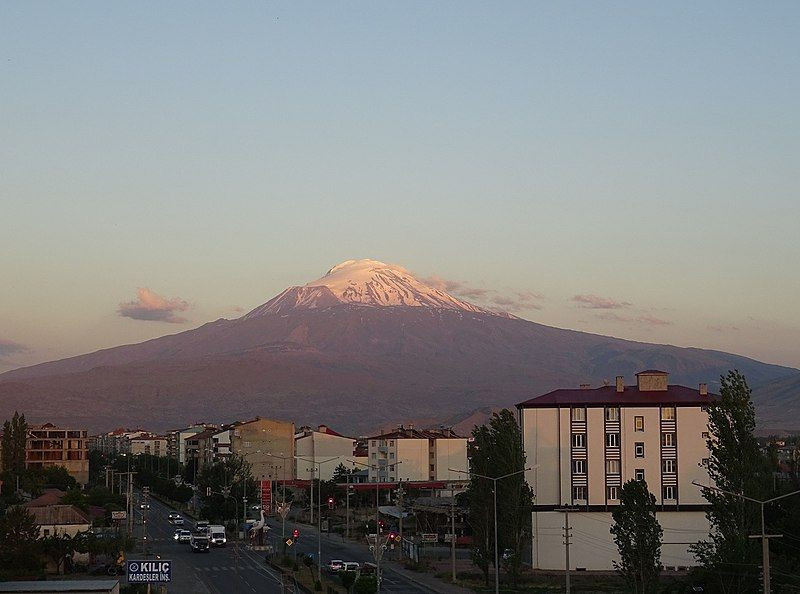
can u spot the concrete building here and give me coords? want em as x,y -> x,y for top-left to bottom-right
230,417 -> 296,481
128,434 -> 168,457
517,370 -> 714,571
366,426 -> 468,483
166,423 -> 217,464
25,423 -> 89,485
295,425 -> 364,481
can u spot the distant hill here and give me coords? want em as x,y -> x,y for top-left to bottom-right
1,259 -> 797,433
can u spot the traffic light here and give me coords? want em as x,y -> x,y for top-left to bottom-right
327,497 -> 334,509
292,528 -> 300,539
388,532 -> 397,542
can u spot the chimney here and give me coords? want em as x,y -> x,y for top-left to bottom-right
580,383 -> 591,390
699,383 -> 708,396
616,376 -> 625,393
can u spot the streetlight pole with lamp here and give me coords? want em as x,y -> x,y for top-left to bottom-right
296,455 -> 340,583
692,480 -> 800,594
264,452 -> 295,543
449,467 -> 535,594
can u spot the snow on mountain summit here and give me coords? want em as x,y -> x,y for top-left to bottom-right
243,259 -> 500,318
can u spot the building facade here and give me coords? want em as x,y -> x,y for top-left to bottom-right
366,426 -> 468,482
517,370 -> 714,570
295,425 -> 363,481
25,423 -> 89,485
128,434 -> 168,457
230,417 -> 296,482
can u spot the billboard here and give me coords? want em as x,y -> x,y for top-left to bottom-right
127,560 -> 171,583
260,479 -> 272,514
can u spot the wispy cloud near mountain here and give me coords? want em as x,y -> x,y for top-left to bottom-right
572,294 -> 632,309
118,288 -> 191,323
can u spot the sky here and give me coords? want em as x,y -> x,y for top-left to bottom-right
1,1 -> 799,373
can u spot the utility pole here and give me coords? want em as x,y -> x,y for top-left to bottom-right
450,482 -> 457,583
345,472 -> 351,540
555,507 -> 572,594
396,482 -> 405,560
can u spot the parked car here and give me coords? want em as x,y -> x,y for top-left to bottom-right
326,560 -> 344,573
342,562 -> 360,572
173,529 -> 191,543
190,533 -> 210,553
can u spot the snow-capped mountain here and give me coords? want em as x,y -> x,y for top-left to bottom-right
243,259 -> 498,318
1,258 -> 797,433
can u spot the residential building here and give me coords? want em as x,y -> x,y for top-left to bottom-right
25,423 -> 89,485
166,423 -> 217,464
230,417 -> 296,481
91,428 -> 148,455
128,434 -> 168,457
517,370 -> 714,571
295,425 -> 364,481
24,504 -> 91,539
366,426 -> 468,482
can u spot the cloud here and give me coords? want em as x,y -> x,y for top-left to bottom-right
118,288 -> 191,323
490,291 -> 544,311
422,275 -> 491,299
572,294 -> 633,309
597,312 -> 672,326
0,339 -> 26,358
707,325 -> 740,332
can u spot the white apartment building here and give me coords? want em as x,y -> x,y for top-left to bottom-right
517,370 -> 714,571
129,434 -> 168,457
366,426 -> 468,483
295,425 -> 363,481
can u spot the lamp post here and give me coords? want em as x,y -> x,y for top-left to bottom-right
349,459 -> 403,593
450,467 -> 534,594
265,452 -> 294,542
693,481 -> 800,594
296,455 -> 340,583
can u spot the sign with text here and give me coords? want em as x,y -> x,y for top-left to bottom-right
260,479 -> 272,514
421,533 -> 438,543
111,510 -> 127,520
127,560 -> 171,583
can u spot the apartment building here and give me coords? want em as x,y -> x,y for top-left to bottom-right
91,428 -> 147,455
166,423 -> 217,464
366,426 -> 468,483
517,370 -> 714,570
26,423 -> 89,485
230,417 -> 295,482
129,434 -> 168,457
295,425 -> 365,481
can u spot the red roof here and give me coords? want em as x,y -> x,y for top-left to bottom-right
517,384 -> 715,408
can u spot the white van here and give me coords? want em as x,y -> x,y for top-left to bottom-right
208,525 -> 227,546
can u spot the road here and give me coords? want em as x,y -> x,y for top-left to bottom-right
129,494 -> 285,593
264,516 -> 434,593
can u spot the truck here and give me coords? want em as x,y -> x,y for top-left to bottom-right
208,525 -> 227,547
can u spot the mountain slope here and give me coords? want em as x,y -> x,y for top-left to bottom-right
1,259 -> 797,432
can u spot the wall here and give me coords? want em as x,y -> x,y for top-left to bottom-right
295,431 -> 356,481
396,439 -> 429,481
232,418 -> 296,481
677,406 -> 712,504
433,439 -> 468,481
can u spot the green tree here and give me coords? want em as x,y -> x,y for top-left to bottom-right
611,479 -> 663,593
691,370 -> 768,593
0,505 -> 44,578
1,411 -> 28,475
466,409 -> 534,587
196,455 -> 256,523
41,532 -> 75,574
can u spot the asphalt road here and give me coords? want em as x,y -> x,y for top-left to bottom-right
129,494 -> 285,593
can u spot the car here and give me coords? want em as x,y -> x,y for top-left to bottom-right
139,503 -> 150,510
168,512 -> 180,520
190,533 -> 210,553
251,504 -> 262,511
342,562 -> 360,573
326,560 -> 344,573
173,529 -> 191,543
173,517 -> 184,525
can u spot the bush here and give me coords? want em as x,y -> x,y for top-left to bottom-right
353,575 -> 377,594
340,570 -> 357,590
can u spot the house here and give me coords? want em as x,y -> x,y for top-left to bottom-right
517,370 -> 714,570
366,426 -> 468,482
25,504 -> 91,539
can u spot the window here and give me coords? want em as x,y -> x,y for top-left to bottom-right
572,486 -> 587,501
43,529 -> 50,537
389,464 -> 395,472
663,459 -> 676,473
571,407 -> 586,421
572,433 -> 585,448
371,440 -> 376,447
634,416 -> 645,431
635,469 -> 645,481
661,407 -> 675,420
389,452 -> 395,459
606,433 -> 620,448
635,442 -> 645,458
389,440 -> 394,446
701,431 -> 709,439
606,459 -> 620,474
389,476 -> 395,482
662,433 -> 675,447
430,464 -> 435,471
607,486 -> 619,500
572,460 -> 586,474
663,486 -> 677,500
372,453 -> 376,459
605,407 -> 619,421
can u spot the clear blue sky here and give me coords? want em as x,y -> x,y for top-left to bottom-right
1,1 -> 798,371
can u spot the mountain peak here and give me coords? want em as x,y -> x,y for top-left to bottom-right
243,259 -> 501,318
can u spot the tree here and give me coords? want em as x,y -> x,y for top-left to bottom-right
466,409 -> 534,587
1,411 -> 28,475
332,462 -> 354,483
41,533 -> 75,574
0,505 -> 44,578
611,479 -> 663,593
691,370 -> 768,593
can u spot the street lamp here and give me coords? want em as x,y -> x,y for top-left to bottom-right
264,452 -> 294,542
692,480 -> 800,594
450,467 -> 535,594
349,458 -> 403,593
296,455 -> 340,582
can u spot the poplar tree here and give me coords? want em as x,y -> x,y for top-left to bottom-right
611,479 -> 663,593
